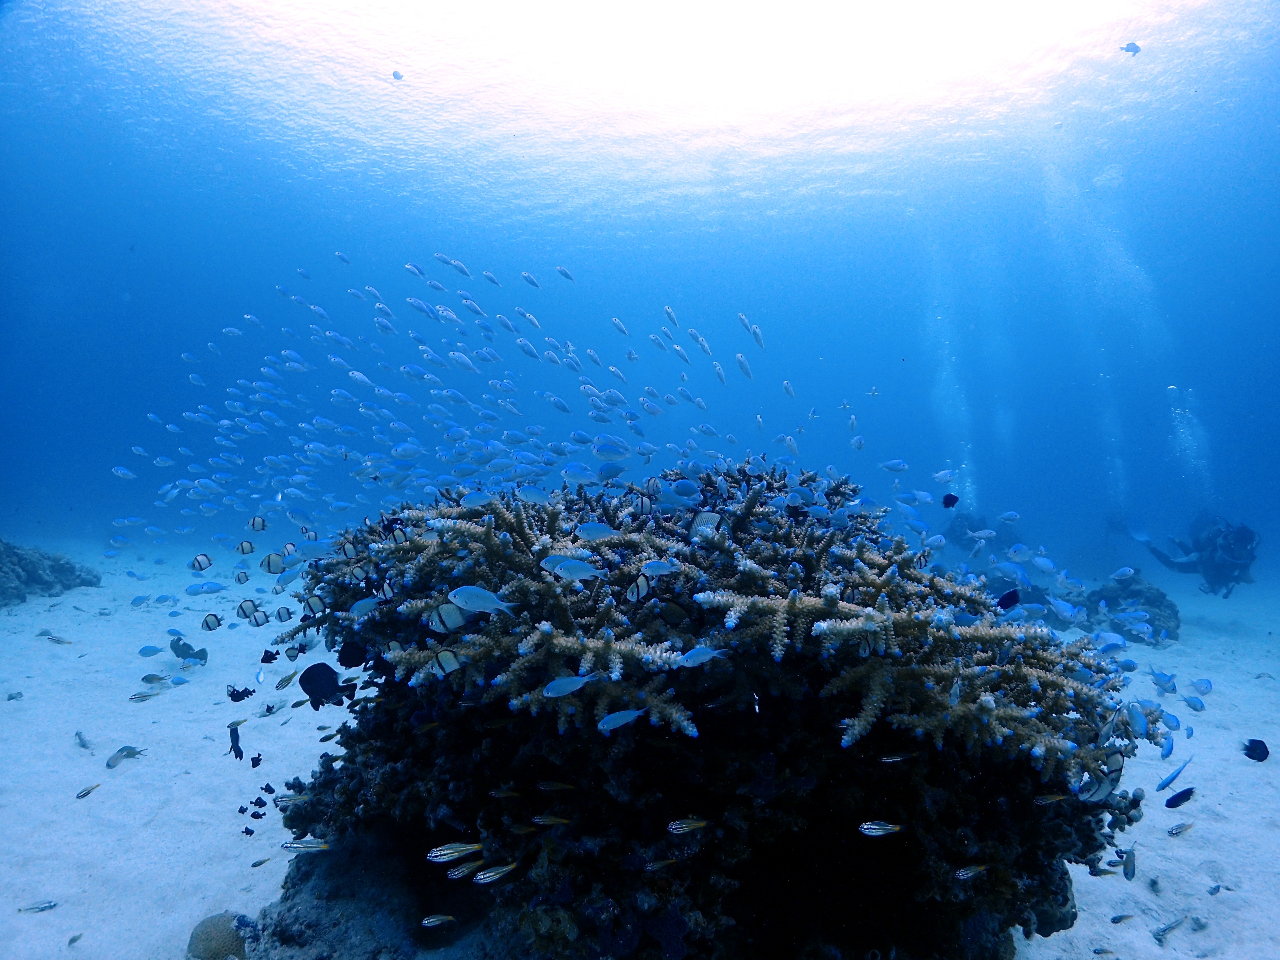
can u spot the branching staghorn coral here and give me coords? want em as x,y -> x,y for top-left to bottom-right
275,461 -> 1159,960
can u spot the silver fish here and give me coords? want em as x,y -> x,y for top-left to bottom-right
858,821 -> 902,836
281,838 -> 330,851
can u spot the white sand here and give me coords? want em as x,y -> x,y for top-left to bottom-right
1,544 -> 1276,959
0,543 -> 345,959
1020,569 -> 1280,960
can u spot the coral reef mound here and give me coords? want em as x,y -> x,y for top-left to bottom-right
276,464 -> 1156,960
0,538 -> 100,608
188,911 -> 254,960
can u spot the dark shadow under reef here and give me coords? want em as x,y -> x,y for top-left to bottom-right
259,464 -> 1155,960
0,538 -> 100,608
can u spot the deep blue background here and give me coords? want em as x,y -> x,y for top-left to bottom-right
1,2 -> 1277,586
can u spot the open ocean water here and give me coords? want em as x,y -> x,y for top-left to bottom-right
1,2 -> 1278,959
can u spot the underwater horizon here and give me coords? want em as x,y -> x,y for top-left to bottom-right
2,2 -> 1279,959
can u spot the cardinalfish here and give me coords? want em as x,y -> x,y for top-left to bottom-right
489,788 -> 520,799
280,838 -> 330,852
858,821 -> 902,836
537,781 -> 574,792
447,860 -> 485,879
955,865 -> 988,880
427,842 -> 484,863
1035,794 -> 1071,805
422,915 -> 455,928
668,819 -> 707,835
645,860 -> 678,872
473,862 -> 519,884
532,815 -> 571,826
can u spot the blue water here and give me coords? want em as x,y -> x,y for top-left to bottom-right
2,2 -> 1279,955
3,3 -> 1277,577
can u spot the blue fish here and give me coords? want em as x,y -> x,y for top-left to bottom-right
138,646 -> 163,657
676,647 -> 730,668
1180,695 -> 1206,712
543,674 -> 600,698
1125,702 -> 1148,737
1157,755 -> 1193,791
598,707 -> 646,734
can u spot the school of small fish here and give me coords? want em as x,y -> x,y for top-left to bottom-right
88,246 -> 1261,955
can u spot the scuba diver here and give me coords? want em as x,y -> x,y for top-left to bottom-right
1147,512 -> 1259,598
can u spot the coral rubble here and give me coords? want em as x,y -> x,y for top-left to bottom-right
274,463 -> 1157,960
0,538 -> 100,608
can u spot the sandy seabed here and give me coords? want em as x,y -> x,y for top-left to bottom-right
1,543 -> 1276,960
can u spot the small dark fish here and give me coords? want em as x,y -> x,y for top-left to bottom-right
18,901 -> 57,913
261,782 -> 275,794
1167,822 -> 1193,837
337,640 -> 367,669
68,933 -> 82,945
997,589 -> 1019,611
537,781 -> 574,792
319,732 -> 339,742
251,858 -> 270,868
229,725 -> 243,761
227,685 -> 255,703
1243,738 -> 1269,762
260,649 -> 279,664
76,784 -> 101,799
243,827 -> 254,836
1110,914 -> 1134,924
942,493 -> 959,509
1121,843 -> 1137,881
1152,915 -> 1186,947
299,663 -> 357,710
1165,787 -> 1195,808
251,753 -> 262,768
